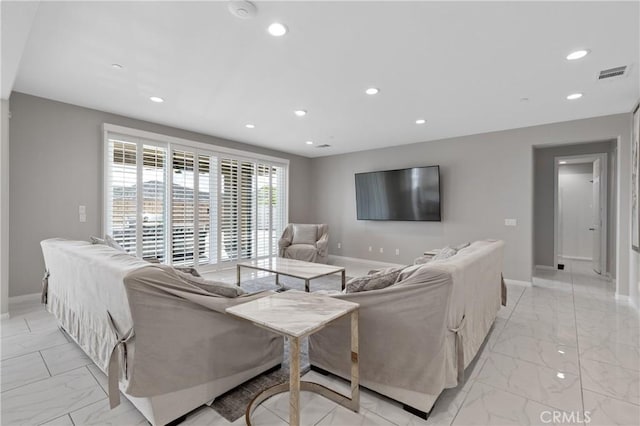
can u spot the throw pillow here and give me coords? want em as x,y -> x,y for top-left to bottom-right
431,246 -> 457,261
455,242 -> 471,251
89,236 -> 106,245
175,270 -> 246,298
291,224 -> 318,245
104,235 -> 126,252
413,255 -> 432,265
346,268 -> 402,293
175,267 -> 201,277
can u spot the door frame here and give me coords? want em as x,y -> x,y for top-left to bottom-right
553,153 -> 608,274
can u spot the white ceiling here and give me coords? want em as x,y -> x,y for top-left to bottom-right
9,1 -> 640,158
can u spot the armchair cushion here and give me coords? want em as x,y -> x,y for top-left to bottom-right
291,224 -> 318,245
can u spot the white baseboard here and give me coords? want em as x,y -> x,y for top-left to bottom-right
0,312 -> 9,319
560,255 -> 593,261
8,292 -> 41,304
535,265 -> 556,271
504,279 -> 532,287
328,255 -> 404,268
615,293 -> 631,305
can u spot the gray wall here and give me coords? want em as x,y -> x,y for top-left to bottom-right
533,141 -> 617,273
310,113 -> 632,284
8,92 -> 312,297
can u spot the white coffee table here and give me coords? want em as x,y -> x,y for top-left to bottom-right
236,257 -> 346,292
226,290 -> 359,426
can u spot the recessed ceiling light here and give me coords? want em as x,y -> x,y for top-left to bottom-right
556,372 -> 565,379
566,93 -> 583,100
566,49 -> 590,60
149,96 -> 164,103
294,110 -> 307,117
305,141 -> 313,145
415,119 -> 426,124
559,161 -> 568,164
268,23 -> 287,37
111,63 -> 123,69
365,87 -> 380,95
245,124 -> 255,129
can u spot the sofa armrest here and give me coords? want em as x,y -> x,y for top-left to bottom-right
316,232 -> 329,257
278,225 -> 294,256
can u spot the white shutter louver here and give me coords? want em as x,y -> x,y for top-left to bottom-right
107,139 -> 138,254
240,161 -> 256,260
141,145 -> 167,260
220,158 -> 239,262
171,150 -> 196,266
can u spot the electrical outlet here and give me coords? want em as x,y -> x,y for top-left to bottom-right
504,218 -> 517,227
79,205 -> 86,222
395,248 -> 400,256
337,242 -> 341,249
379,247 -> 384,253
368,246 -> 372,252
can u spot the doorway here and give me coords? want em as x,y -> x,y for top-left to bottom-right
554,153 -> 608,275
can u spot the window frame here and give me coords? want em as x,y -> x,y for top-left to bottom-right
102,123 -> 289,267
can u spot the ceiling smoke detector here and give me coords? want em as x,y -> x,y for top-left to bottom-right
228,0 -> 257,19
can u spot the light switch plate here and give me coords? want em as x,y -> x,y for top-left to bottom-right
505,218 -> 517,226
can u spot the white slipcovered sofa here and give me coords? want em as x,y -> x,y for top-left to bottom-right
41,238 -> 283,425
309,240 -> 504,417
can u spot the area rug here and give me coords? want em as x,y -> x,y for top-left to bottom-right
239,273 -> 347,293
209,339 -> 310,422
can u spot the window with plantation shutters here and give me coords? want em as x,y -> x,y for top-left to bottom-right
104,125 -> 287,268
106,138 -> 138,254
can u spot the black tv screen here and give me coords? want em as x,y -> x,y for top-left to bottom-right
355,166 -> 441,221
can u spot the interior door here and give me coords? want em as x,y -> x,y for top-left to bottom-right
591,158 -> 602,274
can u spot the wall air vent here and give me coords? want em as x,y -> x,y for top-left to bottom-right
316,144 -> 331,148
597,65 -> 628,80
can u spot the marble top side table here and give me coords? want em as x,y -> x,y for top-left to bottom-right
226,290 -> 359,426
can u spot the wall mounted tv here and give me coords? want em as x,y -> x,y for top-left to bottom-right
355,165 -> 441,221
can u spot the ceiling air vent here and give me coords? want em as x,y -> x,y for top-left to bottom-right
316,144 -> 331,149
597,65 -> 628,80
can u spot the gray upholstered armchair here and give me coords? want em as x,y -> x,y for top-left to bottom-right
278,224 -> 329,264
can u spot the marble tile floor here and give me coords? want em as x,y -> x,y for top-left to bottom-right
1,259 -> 639,425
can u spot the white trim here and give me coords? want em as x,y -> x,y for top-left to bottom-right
559,255 -> 593,261
504,279 -> 532,287
103,123 -> 289,166
553,153 -> 608,275
8,292 -> 41,303
328,255 -> 405,268
615,293 -> 631,305
535,265 -> 556,271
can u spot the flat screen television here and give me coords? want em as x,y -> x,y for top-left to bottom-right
355,166 -> 441,221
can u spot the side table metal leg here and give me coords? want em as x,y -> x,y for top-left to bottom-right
236,265 -> 241,287
351,310 -> 360,411
305,279 -> 310,292
342,270 -> 346,291
290,337 -> 301,426
276,273 -> 280,287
